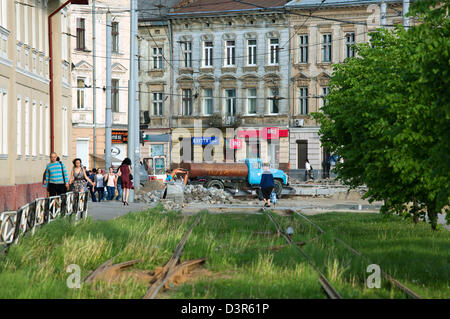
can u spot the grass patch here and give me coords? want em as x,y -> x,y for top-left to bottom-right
0,207 -> 448,299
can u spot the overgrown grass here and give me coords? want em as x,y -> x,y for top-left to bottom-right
0,207 -> 448,299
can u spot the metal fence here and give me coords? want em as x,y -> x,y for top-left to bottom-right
0,191 -> 89,249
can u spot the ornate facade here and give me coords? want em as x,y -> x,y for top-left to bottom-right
168,1 -> 291,170
286,0 -> 405,177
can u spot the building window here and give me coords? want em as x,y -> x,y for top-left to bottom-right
299,35 -> 308,63
225,89 -> 236,115
61,11 -> 68,61
299,87 -> 308,114
153,47 -> 163,69
269,87 -> 279,114
112,22 -> 119,53
77,78 -> 85,109
62,106 -> 68,156
225,40 -> 235,66
0,89 -> 7,155
153,92 -> 163,116
39,102 -> 43,155
247,39 -> 257,65
16,97 -> 21,156
269,38 -> 279,65
322,87 -> 330,106
247,88 -> 257,114
0,0 -> 7,30
24,0 -> 28,44
181,41 -> 192,68
32,101 -> 36,157
203,41 -> 213,67
15,1 -> 21,42
76,18 -> 86,50
345,32 -> 355,58
24,99 -> 30,156
203,88 -> 213,115
45,105 -> 49,155
112,79 -> 119,112
322,34 -> 332,62
182,89 -> 192,115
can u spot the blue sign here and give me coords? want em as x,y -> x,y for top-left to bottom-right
192,137 -> 219,145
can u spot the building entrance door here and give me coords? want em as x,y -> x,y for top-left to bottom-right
297,140 -> 308,169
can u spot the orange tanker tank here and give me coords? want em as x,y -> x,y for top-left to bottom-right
180,163 -> 248,178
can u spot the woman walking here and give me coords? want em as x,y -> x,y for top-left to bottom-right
105,167 -> 117,201
260,165 -> 275,208
305,159 -> 313,181
118,158 -> 133,206
94,169 -> 107,202
69,158 -> 94,192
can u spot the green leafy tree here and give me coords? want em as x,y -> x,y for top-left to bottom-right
313,1 -> 449,229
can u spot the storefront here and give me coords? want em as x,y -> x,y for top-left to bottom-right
236,127 -> 289,171
170,127 -> 289,172
141,132 -> 171,180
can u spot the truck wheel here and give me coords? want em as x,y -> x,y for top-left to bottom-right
274,180 -> 283,198
205,179 -> 224,190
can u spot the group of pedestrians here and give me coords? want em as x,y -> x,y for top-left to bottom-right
42,152 -> 134,205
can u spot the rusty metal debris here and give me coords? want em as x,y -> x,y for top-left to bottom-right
84,257 -> 141,283
143,214 -> 203,299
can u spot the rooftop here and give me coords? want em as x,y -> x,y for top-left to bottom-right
286,0 -> 403,8
170,0 -> 289,16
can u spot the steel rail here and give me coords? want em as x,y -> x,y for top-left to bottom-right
293,210 -> 422,299
263,209 -> 342,299
143,214 -> 203,299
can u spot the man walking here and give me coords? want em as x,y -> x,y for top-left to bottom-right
43,152 -> 69,196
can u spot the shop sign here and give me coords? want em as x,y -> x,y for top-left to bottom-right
238,128 -> 288,139
192,136 -> 219,145
229,139 -> 242,149
112,131 -> 128,144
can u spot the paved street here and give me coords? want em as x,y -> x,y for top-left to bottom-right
87,201 -> 155,221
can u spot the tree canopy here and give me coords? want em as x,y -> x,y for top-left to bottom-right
313,0 -> 450,229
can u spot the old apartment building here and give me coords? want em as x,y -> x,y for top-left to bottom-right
286,0 -> 405,177
168,0 -> 291,171
71,0 -> 130,169
0,0 -> 74,211
138,0 -> 180,179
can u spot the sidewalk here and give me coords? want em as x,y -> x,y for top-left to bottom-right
87,201 -> 154,221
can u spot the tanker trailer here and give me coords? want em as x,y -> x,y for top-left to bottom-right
180,158 -> 289,197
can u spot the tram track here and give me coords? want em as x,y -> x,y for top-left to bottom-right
263,208 -> 342,299
290,209 -> 422,299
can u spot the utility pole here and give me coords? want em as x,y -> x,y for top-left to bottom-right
105,11 -> 112,171
403,0 -> 410,28
134,0 -> 141,192
128,0 -> 137,202
381,0 -> 387,27
92,0 -> 97,168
